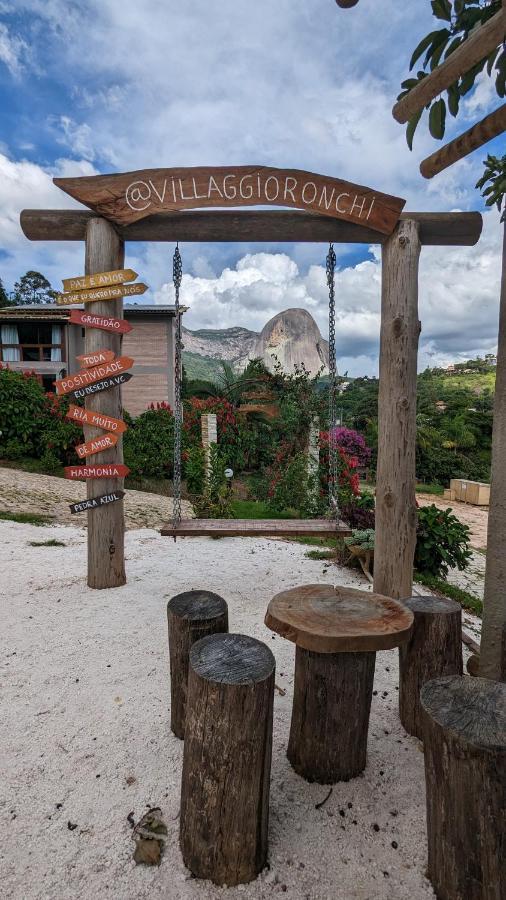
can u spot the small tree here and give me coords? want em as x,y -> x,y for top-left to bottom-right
0,277 -> 12,308
13,271 -> 57,305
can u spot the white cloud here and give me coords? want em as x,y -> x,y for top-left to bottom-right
0,22 -> 29,77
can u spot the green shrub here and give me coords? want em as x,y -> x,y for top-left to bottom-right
123,407 -> 174,478
185,446 -> 206,495
268,451 -> 319,516
192,444 -> 233,518
344,529 -> 375,551
0,366 -> 45,457
415,504 -> 472,577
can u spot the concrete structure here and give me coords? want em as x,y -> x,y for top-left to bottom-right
0,304 -> 183,416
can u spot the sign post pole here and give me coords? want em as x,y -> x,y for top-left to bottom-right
84,217 -> 126,588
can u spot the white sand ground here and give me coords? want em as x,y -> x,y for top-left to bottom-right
1,522 -> 479,900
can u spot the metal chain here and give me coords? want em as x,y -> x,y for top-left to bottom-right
326,242 -> 339,524
172,244 -> 183,532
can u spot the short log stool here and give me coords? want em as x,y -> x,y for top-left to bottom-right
265,584 -> 413,783
180,633 -> 275,886
167,590 -> 228,738
421,676 -> 506,900
399,595 -> 462,739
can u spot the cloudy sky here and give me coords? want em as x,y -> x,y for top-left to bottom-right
0,0 -> 503,375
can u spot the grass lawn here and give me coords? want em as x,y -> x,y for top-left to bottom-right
0,510 -> 53,526
229,499 -> 297,520
416,482 -> 444,495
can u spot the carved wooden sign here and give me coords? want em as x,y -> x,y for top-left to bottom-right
63,268 -> 137,292
66,403 -> 128,434
69,490 -> 125,514
65,464 -> 130,479
53,166 -> 405,235
55,357 -> 134,395
69,372 -> 132,401
76,433 -> 119,458
76,348 -> 115,368
69,309 -> 133,334
56,282 -> 148,306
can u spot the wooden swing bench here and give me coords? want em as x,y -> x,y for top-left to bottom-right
161,519 -> 352,539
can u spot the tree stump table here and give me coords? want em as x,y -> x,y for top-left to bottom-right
421,676 -> 506,900
167,590 -> 228,738
399,595 -> 462,739
265,584 -> 413,783
180,633 -> 275,886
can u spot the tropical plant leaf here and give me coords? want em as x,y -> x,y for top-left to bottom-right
410,31 -> 440,70
431,0 -> 451,23
429,98 -> 446,139
406,108 -> 423,150
447,82 -> 460,117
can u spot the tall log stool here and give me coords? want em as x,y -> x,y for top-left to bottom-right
167,590 -> 228,739
265,584 -> 413,783
180,633 -> 275,886
399,595 -> 462,739
421,676 -> 506,900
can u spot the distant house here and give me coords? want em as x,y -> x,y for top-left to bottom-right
0,304 -> 185,416
435,400 -> 447,413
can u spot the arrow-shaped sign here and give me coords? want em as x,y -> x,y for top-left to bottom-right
75,432 -> 119,458
66,404 -> 128,434
69,372 -> 132,401
62,269 -> 137,292
69,490 -> 125,514
55,356 -> 134,395
65,464 -> 130,480
69,309 -> 132,334
76,348 -> 116,368
56,282 -> 148,306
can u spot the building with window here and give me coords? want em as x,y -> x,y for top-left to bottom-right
0,304 -> 184,416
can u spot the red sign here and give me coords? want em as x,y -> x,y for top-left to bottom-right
64,464 -> 130,479
69,309 -> 132,334
75,433 -> 119,458
55,356 -> 134,395
66,404 -> 128,434
76,349 -> 116,368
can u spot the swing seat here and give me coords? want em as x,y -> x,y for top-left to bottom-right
161,518 -> 352,539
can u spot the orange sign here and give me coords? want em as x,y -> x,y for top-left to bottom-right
64,463 -> 130,479
55,356 -> 134,395
62,268 -> 137,292
66,404 -> 128,434
76,349 -> 116,368
75,433 -> 119,458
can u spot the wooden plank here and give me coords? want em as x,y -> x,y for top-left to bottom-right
55,356 -> 134,395
62,268 -> 137,291
420,104 -> 506,179
66,403 -> 128,434
56,281 -> 147,306
69,309 -> 132,334
53,165 -> 405,235
68,372 -> 132,402
69,490 -> 125,514
76,348 -> 115,368
75,433 -> 118,458
19,209 -> 483,246
392,10 -> 506,124
64,463 -> 130,479
161,518 -> 351,538
374,219 -> 421,600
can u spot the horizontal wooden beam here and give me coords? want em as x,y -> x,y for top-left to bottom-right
421,104 -> 506,178
393,10 -> 506,125
20,209 -> 483,246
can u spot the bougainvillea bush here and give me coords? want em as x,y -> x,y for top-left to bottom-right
331,426 -> 371,468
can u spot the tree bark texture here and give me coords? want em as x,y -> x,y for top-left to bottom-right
421,676 -> 506,900
180,633 -> 275,886
167,590 -> 228,739
287,646 -> 376,783
374,219 -> 421,601
481,221 -> 506,682
84,217 -> 126,588
399,595 -> 463,739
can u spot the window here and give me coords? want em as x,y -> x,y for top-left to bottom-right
0,321 -> 65,363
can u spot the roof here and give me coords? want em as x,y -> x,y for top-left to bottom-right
0,303 -> 186,321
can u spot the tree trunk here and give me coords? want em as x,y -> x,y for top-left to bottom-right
287,646 -> 376,783
180,633 -> 275,886
374,219 -> 421,600
84,218 -> 126,588
421,675 -> 506,900
481,221 -> 506,681
399,595 -> 462,739
167,590 -> 228,739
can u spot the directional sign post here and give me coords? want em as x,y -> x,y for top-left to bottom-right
69,309 -> 132,334
76,348 -> 116,368
75,433 -> 119,458
64,463 -> 130,479
55,356 -> 134,395
66,404 -> 128,434
63,269 -> 137,292
69,372 -> 132,401
69,490 -> 125,514
56,282 -> 148,306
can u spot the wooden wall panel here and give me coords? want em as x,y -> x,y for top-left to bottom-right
122,321 -> 168,365
122,372 -> 169,416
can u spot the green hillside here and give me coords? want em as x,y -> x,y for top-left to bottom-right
182,351 -> 223,382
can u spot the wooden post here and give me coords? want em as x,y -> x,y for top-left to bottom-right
84,218 -> 126,588
180,633 -> 275,886
421,675 -> 506,900
201,413 -> 217,479
374,219 -> 421,600
399,595 -> 463,739
481,221 -> 506,681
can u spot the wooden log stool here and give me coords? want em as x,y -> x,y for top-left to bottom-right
265,584 -> 413,783
421,676 -> 506,900
399,595 -> 462,739
167,590 -> 228,739
180,633 -> 275,886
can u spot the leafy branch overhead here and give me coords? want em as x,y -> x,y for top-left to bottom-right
476,153 -> 506,220
400,0 -> 504,148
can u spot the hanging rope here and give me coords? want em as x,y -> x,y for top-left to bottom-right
172,244 -> 183,534
326,242 -> 339,525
